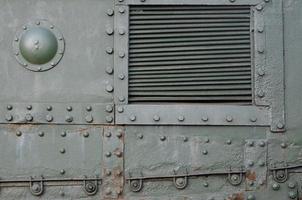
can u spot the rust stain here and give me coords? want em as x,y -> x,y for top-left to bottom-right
246,170 -> 256,181
6,124 -> 35,132
228,192 -> 244,200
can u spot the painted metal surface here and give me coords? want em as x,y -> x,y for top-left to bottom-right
0,0 -> 300,199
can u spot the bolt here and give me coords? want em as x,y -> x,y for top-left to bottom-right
60,148 -> 66,154
66,106 -> 72,111
259,179 -> 265,185
105,152 -> 112,157
153,115 -> 160,122
272,183 -> 280,191
105,85 -> 114,93
65,116 -> 73,123
259,141 -> 266,147
288,182 -> 296,189
256,4 -> 263,11
50,25 -> 54,29
25,114 -> 33,122
106,116 -> 113,123
175,178 -> 184,186
226,115 -> 233,122
46,115 -> 53,122
119,51 -> 125,58
106,47 -> 113,54
59,190 -> 65,196
130,115 -> 136,121
289,191 -> 297,199
201,115 -> 208,122
7,105 -> 13,110
250,117 -> 257,122
61,131 -> 67,137
258,48 -> 264,54
160,136 -> 166,141
105,67 -> 114,74
38,132 -> 44,137
85,115 -> 93,123
107,9 -> 114,16
118,74 -> 125,80
14,37 -> 19,42
264,0 -> 270,2
277,122 -> 284,129
280,142 -> 287,148
226,139 -> 232,145
5,114 -> 13,121
119,7 -> 125,14
140,0 -> 146,2
119,96 -> 125,102
106,27 -> 114,35
178,115 -> 185,122
27,105 -> 32,110
23,63 -> 28,67
249,181 -> 254,186
23,26 -> 27,30
105,132 -> 112,138
229,0 -> 236,2
16,131 -> 22,137
117,107 -> 124,113
46,105 -> 52,111
83,132 -> 89,138
202,150 -> 208,155
50,62 -> 56,66
86,106 -> 92,112
247,194 -> 255,200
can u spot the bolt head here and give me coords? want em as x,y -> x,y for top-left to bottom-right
46,105 -> 52,111
201,115 -> 208,122
106,116 -> 113,123
105,85 -> 114,92
226,139 -> 232,145
66,106 -> 72,111
61,131 -> 67,137
289,191 -> 297,199
65,116 -> 73,123
205,137 -> 210,143
117,107 -> 124,113
247,141 -> 254,147
178,115 -> 185,122
247,194 -> 255,200
259,141 -> 266,147
119,7 -> 125,13
83,132 -> 89,138
5,114 -> 13,121
85,115 -> 93,123
130,115 -> 136,121
106,47 -> 113,54
25,114 -> 33,122
16,131 -> 22,137
202,150 -> 208,155
107,9 -> 114,16
46,115 -> 53,122
118,74 -> 125,80
288,182 -> 296,189
277,122 -> 284,129
38,131 -> 44,137
137,134 -> 143,139
250,117 -> 257,122
272,183 -> 280,191
256,4 -> 263,11
6,105 -> 13,110
153,115 -> 160,122
105,132 -> 112,138
280,142 -> 287,148
86,106 -> 92,112
105,67 -> 113,74
27,105 -> 32,110
160,136 -> 166,141
226,115 -> 233,122
105,152 -> 112,157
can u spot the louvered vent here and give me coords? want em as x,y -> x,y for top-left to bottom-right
128,5 -> 252,104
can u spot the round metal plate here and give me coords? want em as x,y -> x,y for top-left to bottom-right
13,20 -> 65,72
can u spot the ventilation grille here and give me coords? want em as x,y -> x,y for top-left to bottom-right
128,5 -> 252,104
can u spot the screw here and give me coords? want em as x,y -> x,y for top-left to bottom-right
130,115 -> 136,121
105,67 -> 113,74
38,132 -> 44,137
16,131 -> 22,137
117,107 -> 124,113
153,115 -> 160,122
66,106 -> 72,111
272,183 -> 280,191
46,115 -> 53,122
86,106 -> 92,112
50,25 -> 54,29
178,115 -> 185,122
140,0 -> 146,2
14,37 -> 19,42
61,131 -> 67,137
83,132 -> 89,138
160,136 -> 166,141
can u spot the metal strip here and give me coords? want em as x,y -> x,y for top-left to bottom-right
116,104 -> 270,125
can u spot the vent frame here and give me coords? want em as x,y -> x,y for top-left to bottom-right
114,0 -> 285,132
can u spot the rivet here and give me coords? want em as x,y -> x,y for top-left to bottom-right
106,67 -> 114,74
256,4 -> 263,11
106,27 -> 114,35
280,142 -> 287,149
60,169 -> 65,175
259,161 -> 265,167
105,152 -> 112,157
288,182 -> 296,189
247,141 -> 254,147
105,170 -> 111,176
226,139 -> 232,145
61,131 -> 67,137
160,136 -> 166,141
250,117 -> 257,122
105,85 -> 114,92
83,132 -> 89,138
60,148 -> 66,154
257,90 -> 265,98
277,122 -> 284,129
229,0 -> 236,2
226,115 -> 233,122
205,137 -> 210,143
66,106 -> 72,111
247,194 -> 255,200
257,69 -> 265,76
264,0 -> 270,2
201,115 -> 208,122
119,28 -> 125,35
202,150 -> 208,155
6,105 -> 13,110
50,62 -> 56,66
105,132 -> 112,138
85,115 -> 93,123
119,96 -> 125,102
257,26 -> 264,33
25,114 -> 33,122
153,115 -> 160,122
46,115 -> 53,122
248,160 -> 254,167
117,107 -> 124,113
23,26 -> 27,30
178,115 -> 185,122
259,141 -> 266,147
16,131 -> 22,137
86,106 -> 92,112
118,74 -> 125,80
14,37 -> 19,42
38,131 -> 44,137
26,105 -> 33,110
115,151 -> 122,157
119,51 -> 125,58
50,25 -> 54,29
118,0 -> 124,2
289,191 -> 297,199
116,131 -> 122,138
106,47 -> 114,54
183,136 -> 188,142
119,7 -> 125,14
130,115 -> 136,121
137,134 -> 143,139
65,116 -> 73,123
35,21 -> 40,25
140,0 -> 146,2
106,105 -> 113,113
272,183 -> 280,191
5,114 -> 13,121
46,105 -> 52,111
106,116 -> 113,123
203,182 -> 209,187
107,9 -> 114,16
15,51 -> 19,56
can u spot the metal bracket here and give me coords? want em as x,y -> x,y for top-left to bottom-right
29,176 -> 44,196
83,176 -> 99,196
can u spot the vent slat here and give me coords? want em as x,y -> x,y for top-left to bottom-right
129,5 -> 252,104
